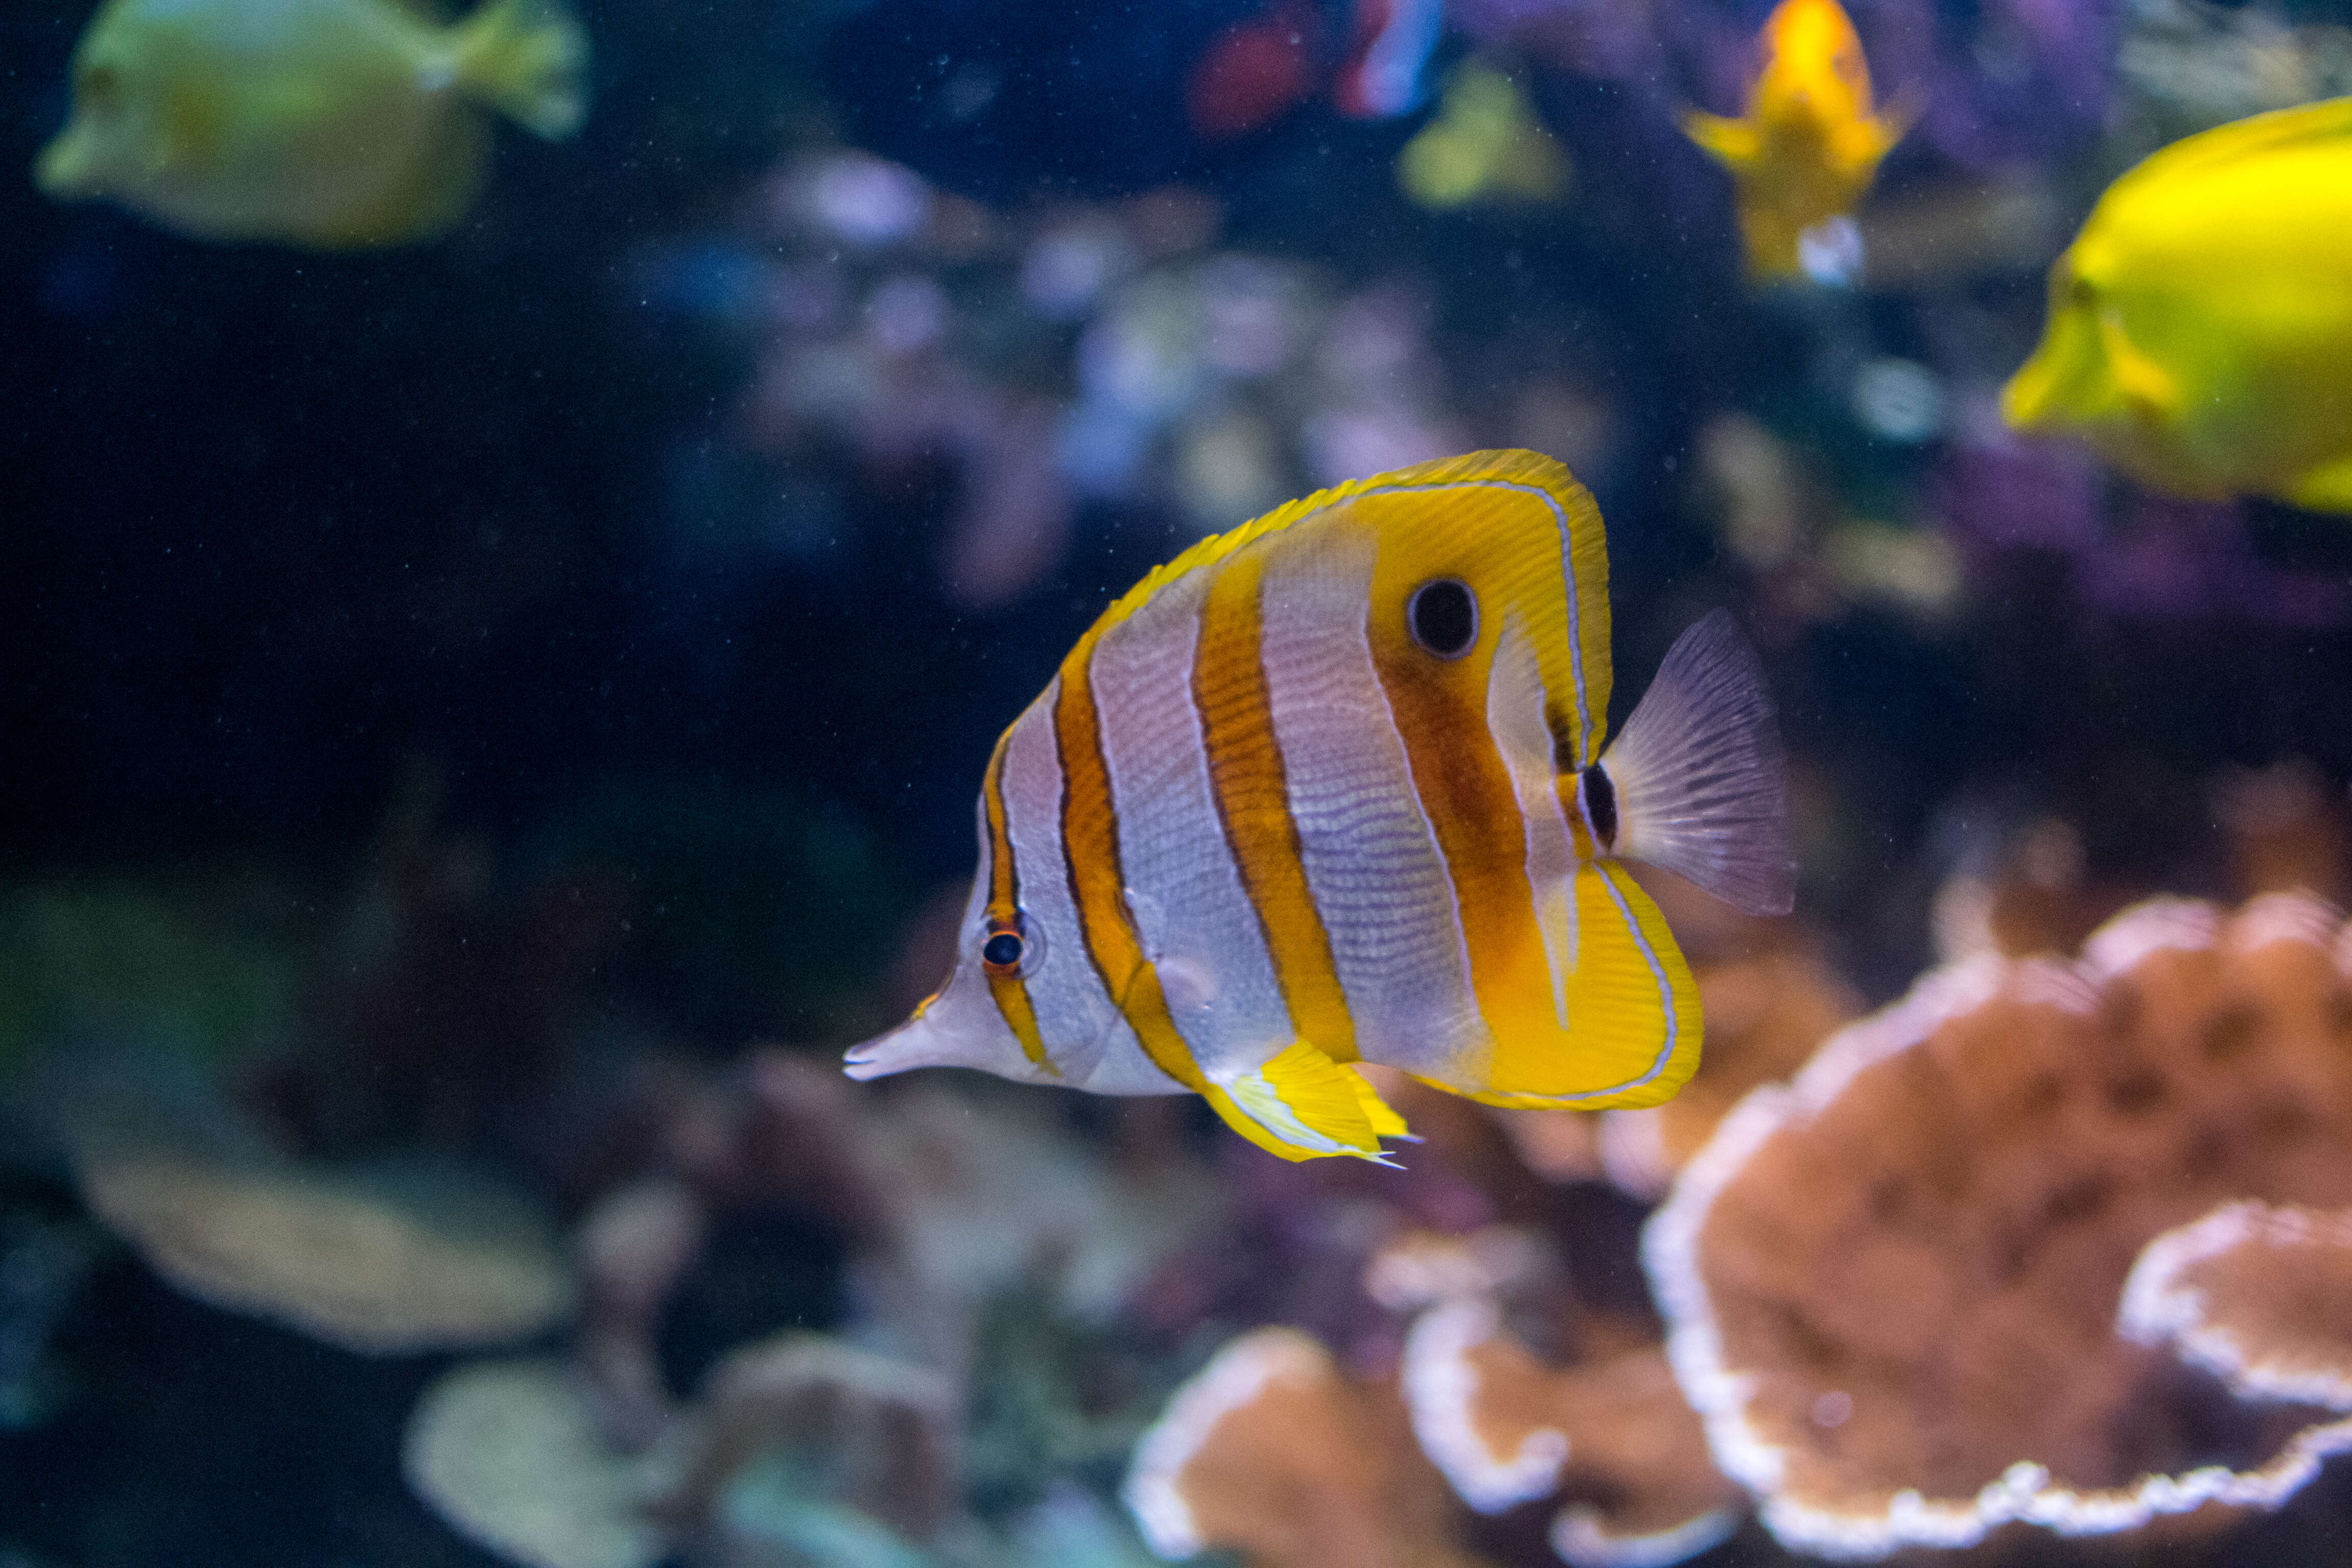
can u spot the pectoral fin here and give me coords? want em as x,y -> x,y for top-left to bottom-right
1599,609 -> 1796,915
2097,309 -> 2179,424
1681,109 -> 1759,170
1204,1040 -> 1411,1163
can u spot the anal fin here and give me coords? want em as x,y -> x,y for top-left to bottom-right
1205,1041 -> 1411,1163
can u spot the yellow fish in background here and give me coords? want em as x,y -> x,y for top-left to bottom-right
35,0 -> 588,248
1397,60 -> 1571,209
847,451 -> 1796,1163
2002,96 -> 2352,513
1682,0 -> 1907,280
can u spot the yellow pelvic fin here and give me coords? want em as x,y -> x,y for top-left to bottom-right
2283,454 -> 2352,516
1205,1041 -> 1411,1163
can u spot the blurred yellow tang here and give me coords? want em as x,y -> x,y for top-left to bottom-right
1396,61 -> 1570,210
35,0 -> 588,248
1682,0 -> 1907,280
2002,96 -> 2352,514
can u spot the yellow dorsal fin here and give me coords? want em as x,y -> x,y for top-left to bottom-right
2111,94 -> 2352,202
1086,450 -> 1586,642
1205,1040 -> 1411,1163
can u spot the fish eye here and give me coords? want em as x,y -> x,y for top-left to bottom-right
980,913 -> 1043,976
80,63 -> 122,112
1407,578 -> 1478,658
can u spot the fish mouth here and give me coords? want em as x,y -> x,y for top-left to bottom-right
840,1027 -> 899,1081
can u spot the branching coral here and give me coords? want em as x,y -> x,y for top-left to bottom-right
1647,892 -> 2352,1559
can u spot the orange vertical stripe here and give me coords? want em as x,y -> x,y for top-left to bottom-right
1366,625 -> 1557,1057
979,735 -> 1052,1071
1192,549 -> 1360,1062
1052,640 -> 1211,1095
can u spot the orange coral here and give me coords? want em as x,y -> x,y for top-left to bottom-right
2121,1200 -> 2352,1414
1402,1297 -> 1746,1566
1648,892 -> 2352,1557
1123,1326 -> 1486,1568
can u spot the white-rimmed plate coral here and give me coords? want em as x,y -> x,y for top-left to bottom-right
1646,892 -> 2352,1559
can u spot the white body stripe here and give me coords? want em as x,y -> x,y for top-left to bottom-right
998,687 -> 1179,1094
1258,530 -> 1491,1078
1275,476 -> 1598,760
1088,572 -> 1297,1079
1486,617 -> 1580,1032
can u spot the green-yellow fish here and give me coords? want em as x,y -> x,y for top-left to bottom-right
846,451 -> 1795,1164
2003,96 -> 2352,513
35,0 -> 588,248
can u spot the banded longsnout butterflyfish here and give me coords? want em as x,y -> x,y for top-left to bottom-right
846,451 -> 1797,1164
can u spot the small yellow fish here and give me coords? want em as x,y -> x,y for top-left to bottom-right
1397,60 -> 1570,209
35,0 -> 588,248
2001,96 -> 2352,513
846,451 -> 1795,1163
1682,0 -> 1906,279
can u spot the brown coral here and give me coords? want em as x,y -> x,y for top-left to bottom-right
1402,1297 -> 1745,1566
1123,1326 -> 1486,1568
1647,892 -> 2352,1557
2121,1200 -> 2352,1418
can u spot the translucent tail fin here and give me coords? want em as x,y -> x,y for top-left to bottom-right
452,0 -> 590,140
1598,609 -> 1796,916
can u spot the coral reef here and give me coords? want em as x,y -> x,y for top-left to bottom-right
44,1063 -> 574,1357
405,1358 -> 664,1568
2121,1200 -> 2352,1415
1648,892 -> 2352,1558
1123,1326 -> 1486,1568
1402,1296 -> 1744,1567
76,1150 -> 573,1356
